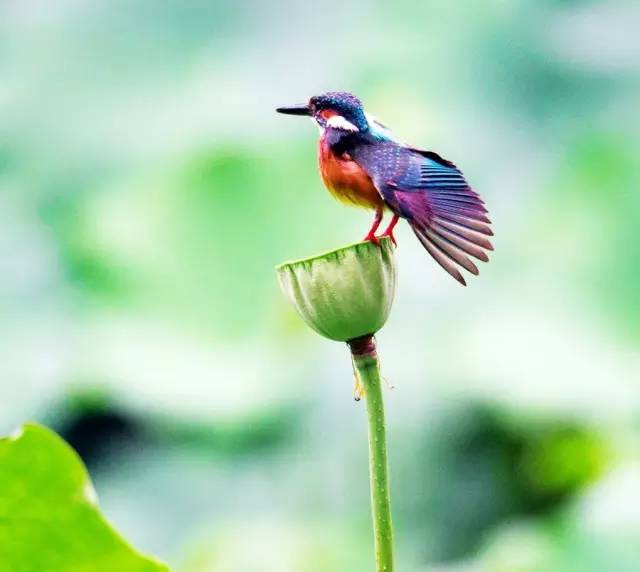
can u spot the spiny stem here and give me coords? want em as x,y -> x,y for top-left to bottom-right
349,335 -> 394,572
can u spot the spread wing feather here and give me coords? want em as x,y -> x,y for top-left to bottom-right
354,142 -> 493,285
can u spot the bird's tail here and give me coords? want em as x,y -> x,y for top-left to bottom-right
410,215 -> 493,286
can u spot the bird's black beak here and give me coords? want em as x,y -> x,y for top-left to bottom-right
276,103 -> 311,116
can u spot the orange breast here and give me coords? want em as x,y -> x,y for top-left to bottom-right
318,140 -> 384,210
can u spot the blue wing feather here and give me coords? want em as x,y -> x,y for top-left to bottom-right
353,141 -> 493,285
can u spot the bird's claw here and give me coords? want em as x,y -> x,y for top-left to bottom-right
363,232 -> 381,246
374,229 -> 397,246
379,230 -> 397,246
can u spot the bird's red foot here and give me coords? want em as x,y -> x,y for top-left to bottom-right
363,208 -> 383,246
378,214 -> 400,246
363,231 -> 380,246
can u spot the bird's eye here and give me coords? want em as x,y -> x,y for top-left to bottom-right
319,108 -> 337,120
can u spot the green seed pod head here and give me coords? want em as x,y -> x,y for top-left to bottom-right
276,238 -> 397,342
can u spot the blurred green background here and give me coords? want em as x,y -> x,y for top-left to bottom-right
1,1 -> 639,570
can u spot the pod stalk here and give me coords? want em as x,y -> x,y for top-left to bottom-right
349,335 -> 394,572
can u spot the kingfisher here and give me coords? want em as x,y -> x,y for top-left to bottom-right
276,91 -> 493,285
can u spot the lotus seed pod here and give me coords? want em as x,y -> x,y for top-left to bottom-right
276,238 -> 396,342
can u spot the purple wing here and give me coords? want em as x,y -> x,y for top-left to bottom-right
376,148 -> 493,285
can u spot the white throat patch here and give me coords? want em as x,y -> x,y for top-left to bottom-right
312,114 -> 360,134
327,115 -> 360,131
326,115 -> 359,132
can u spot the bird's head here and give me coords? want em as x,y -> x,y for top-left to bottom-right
277,91 -> 369,133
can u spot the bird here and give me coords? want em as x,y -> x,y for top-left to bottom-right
276,91 -> 493,286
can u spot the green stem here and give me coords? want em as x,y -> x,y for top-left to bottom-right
350,335 -> 394,572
